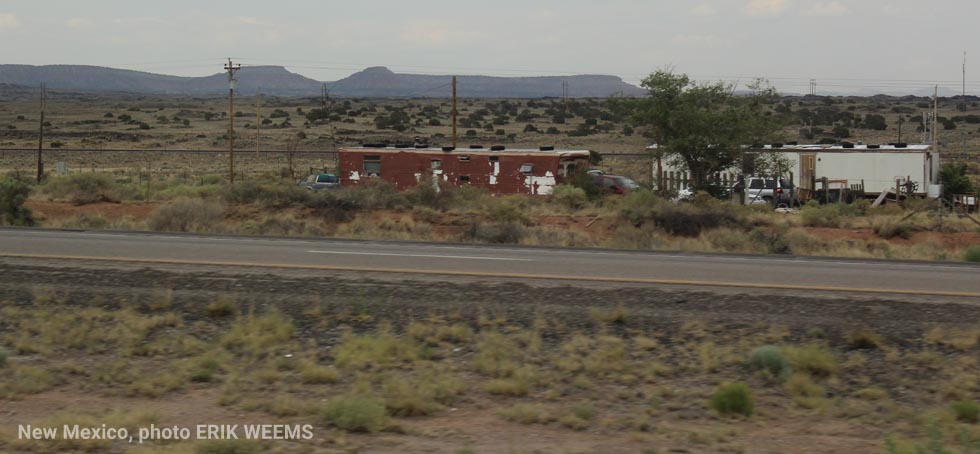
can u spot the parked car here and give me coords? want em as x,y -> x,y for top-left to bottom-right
593,173 -> 639,194
297,173 -> 339,190
744,176 -> 798,207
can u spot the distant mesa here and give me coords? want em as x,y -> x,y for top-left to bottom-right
0,64 -> 646,98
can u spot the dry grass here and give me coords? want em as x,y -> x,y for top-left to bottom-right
1,286 -> 979,452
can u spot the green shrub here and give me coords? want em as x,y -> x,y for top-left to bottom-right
298,363 -> 340,384
222,181 -> 310,208
303,191 -> 358,221
621,192 -> 745,237
404,181 -> 451,210
333,330 -> 419,370
40,172 -> 134,204
147,198 -> 225,232
566,169 -> 601,200
800,202 -> 858,228
784,345 -> 838,377
498,403 -> 551,424
939,162 -> 974,201
710,383 -> 753,416
334,180 -> 406,210
485,197 -> 531,225
952,400 -> 979,423
885,419 -> 979,454
871,218 -> 913,239
571,402 -> 596,421
0,177 -> 34,226
964,245 -> 980,263
748,345 -> 790,378
846,330 -> 882,350
321,394 -> 389,433
188,357 -> 220,383
219,312 -> 294,355
649,204 -> 743,237
204,297 -> 236,318
462,221 -> 525,244
552,184 -> 589,210
382,373 -> 462,416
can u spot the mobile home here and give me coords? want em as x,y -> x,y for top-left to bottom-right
339,145 -> 592,195
652,143 -> 940,198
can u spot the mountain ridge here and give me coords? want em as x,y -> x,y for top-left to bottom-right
0,64 -> 647,98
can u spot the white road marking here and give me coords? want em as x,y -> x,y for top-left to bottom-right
306,250 -> 533,261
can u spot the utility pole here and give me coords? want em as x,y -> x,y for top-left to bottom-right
321,83 -> 328,106
562,80 -> 569,111
36,83 -> 46,183
451,75 -> 457,147
933,85 -> 938,144
963,51 -> 967,98
809,79 -> 816,96
225,58 -> 241,184
256,88 -> 261,156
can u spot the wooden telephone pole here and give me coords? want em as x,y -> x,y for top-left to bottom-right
256,88 -> 261,156
36,83 -> 46,183
225,58 -> 241,184
451,75 -> 457,147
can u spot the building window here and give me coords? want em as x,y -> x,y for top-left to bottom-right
431,159 -> 441,169
520,163 -> 533,174
459,175 -> 470,183
458,155 -> 470,162
363,155 -> 381,177
489,156 -> 499,162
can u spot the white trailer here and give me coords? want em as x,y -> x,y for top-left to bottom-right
651,143 -> 940,198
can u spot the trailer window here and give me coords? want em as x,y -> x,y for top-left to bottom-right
363,155 -> 381,177
431,159 -> 441,170
520,163 -> 534,174
459,175 -> 470,183
458,155 -> 470,162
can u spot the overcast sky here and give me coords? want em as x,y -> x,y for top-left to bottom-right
1,0 -> 977,95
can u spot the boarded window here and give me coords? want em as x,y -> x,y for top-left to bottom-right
431,159 -> 441,169
520,163 -> 534,174
459,175 -> 470,183
363,155 -> 381,176
489,156 -> 499,162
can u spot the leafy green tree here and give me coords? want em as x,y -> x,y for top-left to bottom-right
861,114 -> 887,130
939,162 -> 975,201
0,177 -> 34,226
616,70 -> 783,190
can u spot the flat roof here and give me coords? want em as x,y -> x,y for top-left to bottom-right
754,144 -> 932,151
647,143 -> 934,152
342,146 -> 591,155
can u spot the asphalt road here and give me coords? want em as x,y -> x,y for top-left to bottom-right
1,228 -> 979,299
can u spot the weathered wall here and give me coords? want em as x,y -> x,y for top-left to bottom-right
339,149 -> 579,195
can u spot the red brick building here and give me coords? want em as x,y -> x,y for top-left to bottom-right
338,145 -> 591,195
